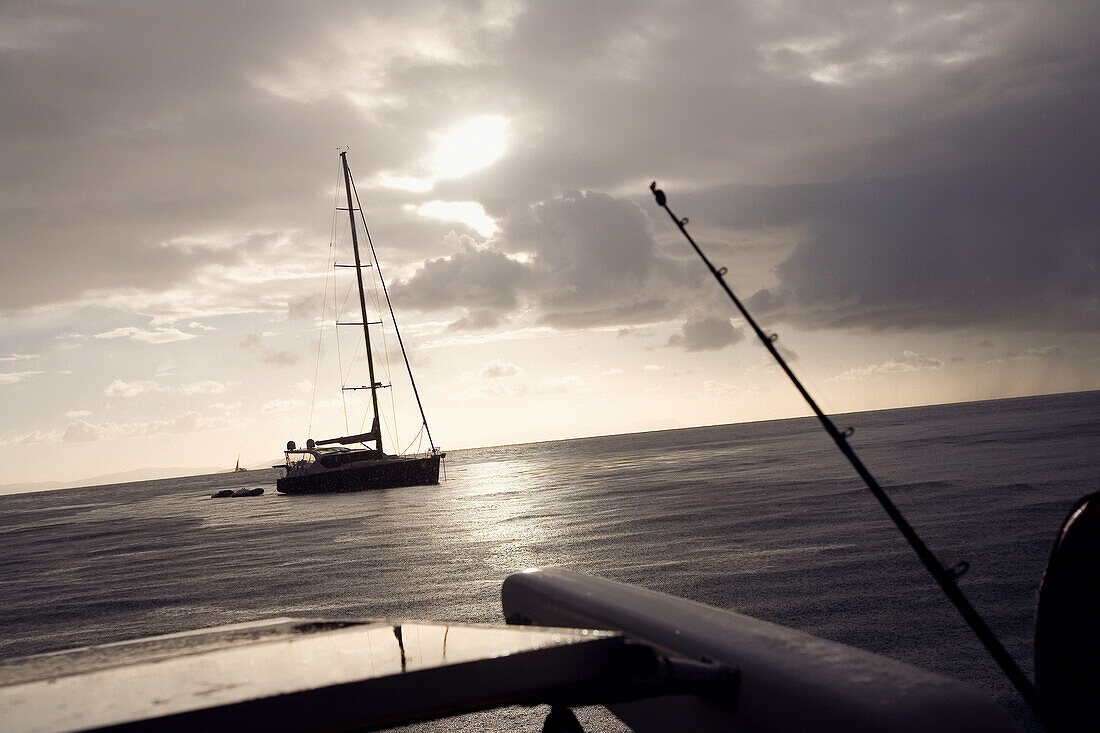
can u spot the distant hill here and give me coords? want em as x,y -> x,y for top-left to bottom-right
0,466 -> 222,496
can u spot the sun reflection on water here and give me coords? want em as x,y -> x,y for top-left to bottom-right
435,458 -> 556,572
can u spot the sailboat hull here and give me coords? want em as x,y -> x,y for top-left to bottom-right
276,454 -> 442,495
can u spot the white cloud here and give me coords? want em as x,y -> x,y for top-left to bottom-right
411,200 -> 498,238
478,380 -> 520,398
104,379 -> 232,396
1016,346 -> 1070,359
62,420 -> 101,443
0,371 -> 44,386
703,379 -> 734,394
94,326 -> 197,344
533,375 -> 588,394
837,351 -> 943,379
262,398 -> 305,413
480,359 -> 523,379
16,411 -> 228,445
240,331 -> 300,366
104,379 -> 160,397
179,380 -> 229,395
0,353 -> 38,362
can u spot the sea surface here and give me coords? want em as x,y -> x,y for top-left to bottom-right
2,391 -> 1097,731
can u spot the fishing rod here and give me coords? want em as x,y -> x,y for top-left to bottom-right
648,182 -> 1042,717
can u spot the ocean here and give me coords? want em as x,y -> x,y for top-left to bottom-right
2,391 -> 1097,731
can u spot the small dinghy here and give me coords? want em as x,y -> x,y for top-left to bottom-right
210,487 -> 264,498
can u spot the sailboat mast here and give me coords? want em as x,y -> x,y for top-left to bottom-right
340,151 -> 382,452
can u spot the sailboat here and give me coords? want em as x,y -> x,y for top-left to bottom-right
233,454 -> 247,472
276,152 -> 444,495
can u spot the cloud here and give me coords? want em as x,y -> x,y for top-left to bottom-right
62,420 -> 101,443
391,243 -> 530,312
376,115 -> 511,192
287,294 -> 322,322
0,370 -> 44,386
94,326 -> 198,344
411,200 -> 498,238
179,380 -> 229,395
17,411 -> 225,444
731,160 -> 1099,333
1004,345 -> 1071,359
703,379 -> 734,394
450,308 -> 504,331
240,332 -> 300,366
262,350 -> 299,366
105,379 -> 232,396
479,359 -> 522,379
0,1 -> 345,314
533,375 -> 587,394
1025,346 -> 1068,358
104,379 -> 160,397
0,353 -> 38,362
262,398 -> 305,413
394,191 -> 698,329
0,0 -> 1095,346
477,380 -> 522,398
501,191 -> 697,327
837,350 -> 943,379
667,313 -> 744,352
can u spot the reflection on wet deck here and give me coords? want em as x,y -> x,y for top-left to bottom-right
0,618 -> 620,732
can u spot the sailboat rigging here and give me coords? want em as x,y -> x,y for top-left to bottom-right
276,152 -> 444,495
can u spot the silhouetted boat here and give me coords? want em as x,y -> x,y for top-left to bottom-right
276,153 -> 442,495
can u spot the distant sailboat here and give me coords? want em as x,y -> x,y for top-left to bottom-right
276,152 -> 443,495
233,454 -> 247,472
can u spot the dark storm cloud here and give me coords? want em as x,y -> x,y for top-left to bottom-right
390,244 -> 530,312
0,1 -> 434,312
691,155 -> 1098,333
418,1 -> 1098,335
649,1 -> 1100,334
450,309 -> 504,331
391,191 -> 700,329
503,191 -> 698,328
667,313 -> 744,352
1,0 -> 1097,338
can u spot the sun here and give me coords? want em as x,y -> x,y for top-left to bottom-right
432,115 -> 509,180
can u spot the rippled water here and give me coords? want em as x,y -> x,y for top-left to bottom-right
2,391 -> 1097,730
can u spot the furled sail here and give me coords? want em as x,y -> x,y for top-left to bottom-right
315,416 -> 381,447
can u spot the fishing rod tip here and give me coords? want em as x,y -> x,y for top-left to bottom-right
649,181 -> 666,206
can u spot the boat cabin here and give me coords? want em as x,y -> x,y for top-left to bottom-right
283,441 -> 385,472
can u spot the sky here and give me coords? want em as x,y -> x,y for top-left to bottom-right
1,0 -> 1097,487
